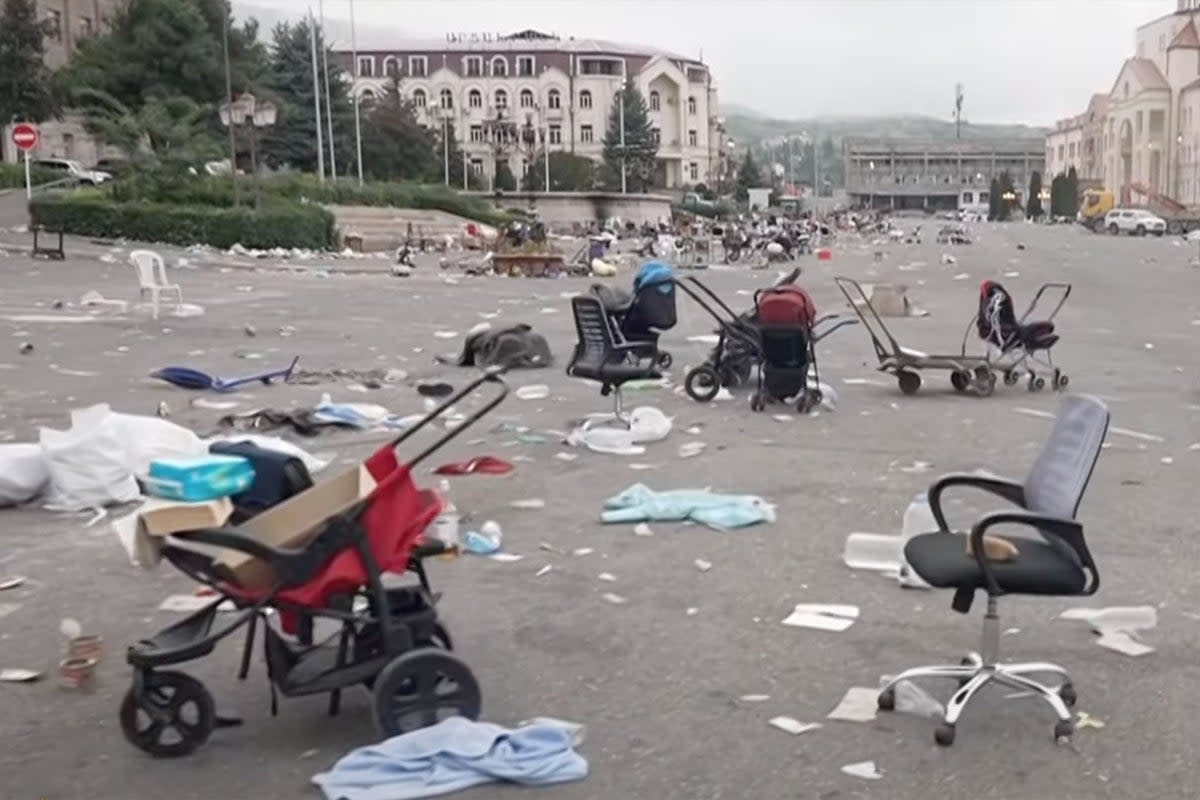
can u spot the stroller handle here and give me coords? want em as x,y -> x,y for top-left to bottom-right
390,366 -> 510,468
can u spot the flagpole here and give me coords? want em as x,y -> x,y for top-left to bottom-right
319,0 -> 337,180
349,0 -> 364,185
308,8 -> 326,182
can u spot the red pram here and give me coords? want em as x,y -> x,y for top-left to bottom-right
120,370 -> 509,759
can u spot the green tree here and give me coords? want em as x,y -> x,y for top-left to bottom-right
1026,170 -> 1043,219
0,0 -> 57,160
601,78 -> 657,192
1065,166 -> 1079,215
494,160 -> 517,191
737,150 -> 762,200
438,120 -> 465,187
1050,172 -> 1068,217
74,89 -> 220,171
996,170 -> 1016,221
523,151 -> 597,191
988,177 -> 1001,221
358,77 -> 438,182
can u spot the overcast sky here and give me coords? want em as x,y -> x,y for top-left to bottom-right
238,0 -> 1170,125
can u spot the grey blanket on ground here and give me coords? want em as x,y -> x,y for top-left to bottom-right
449,324 -> 552,369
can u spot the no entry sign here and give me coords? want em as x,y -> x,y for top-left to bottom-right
11,123 -> 39,152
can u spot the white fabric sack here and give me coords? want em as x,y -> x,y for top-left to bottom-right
40,411 -> 140,511
0,443 -> 50,506
87,407 -> 207,475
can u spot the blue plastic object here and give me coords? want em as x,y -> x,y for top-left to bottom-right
634,261 -> 675,295
150,356 -> 299,393
145,455 -> 256,502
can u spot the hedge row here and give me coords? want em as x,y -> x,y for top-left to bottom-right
0,161 -> 58,189
29,193 -> 338,250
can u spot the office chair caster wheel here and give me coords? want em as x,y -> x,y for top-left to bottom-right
1003,369 -> 1019,386
877,687 -> 895,711
950,370 -> 970,393
750,394 -> 766,412
934,722 -> 956,747
685,366 -> 721,403
120,670 -> 215,758
1028,375 -> 1045,392
656,352 -> 673,369
897,369 -> 921,395
373,649 -> 482,738
1058,682 -> 1077,707
1054,719 -> 1074,743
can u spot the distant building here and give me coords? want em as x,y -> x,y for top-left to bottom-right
1044,94 -> 1107,182
842,138 -> 1045,211
333,29 -> 723,190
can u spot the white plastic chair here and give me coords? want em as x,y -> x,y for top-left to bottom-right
129,250 -> 183,320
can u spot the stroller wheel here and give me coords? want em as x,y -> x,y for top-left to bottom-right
1003,369 -> 1019,386
950,370 -> 970,393
120,671 -> 215,758
1029,375 -> 1046,392
750,393 -> 766,412
1055,372 -> 1069,390
373,649 -> 482,738
897,370 -> 922,396
798,389 -> 822,413
685,366 -> 721,403
656,351 -> 673,369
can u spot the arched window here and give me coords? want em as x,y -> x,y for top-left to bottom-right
687,96 -> 697,115
494,89 -> 508,109
491,56 -> 508,77
439,88 -> 453,109
468,89 -> 482,108
520,89 -> 534,108
412,89 -> 427,108
548,89 -> 561,110
383,56 -> 399,77
579,90 -> 592,109
649,90 -> 660,111
360,87 -> 378,103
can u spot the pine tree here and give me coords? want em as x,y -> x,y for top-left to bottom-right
737,150 -> 761,200
997,171 -> 1016,221
494,160 -> 517,191
523,151 -> 596,191
601,78 -> 657,192
440,121 -> 465,187
1065,166 -> 1079,215
359,77 -> 439,181
0,0 -> 57,160
1026,170 -> 1043,219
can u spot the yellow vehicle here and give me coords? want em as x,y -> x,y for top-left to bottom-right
1078,189 -> 1115,232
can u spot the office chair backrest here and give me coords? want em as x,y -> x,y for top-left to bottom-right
570,295 -> 616,368
1023,394 -> 1110,520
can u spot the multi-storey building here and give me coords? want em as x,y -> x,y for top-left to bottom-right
1044,94 -> 1107,182
334,29 -> 722,190
843,138 -> 1045,211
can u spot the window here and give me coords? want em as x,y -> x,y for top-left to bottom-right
468,89 -> 482,108
491,57 -> 508,77
687,96 -> 697,115
79,16 -> 93,36
517,56 -> 535,76
688,129 -> 697,147
649,91 -> 660,111
549,124 -> 562,145
358,57 -> 375,77
409,56 -> 427,77
470,159 -> 484,175
383,57 -> 399,77
63,133 -> 75,158
469,125 -> 485,143
688,162 -> 698,181
45,9 -> 62,40
520,89 -> 534,108
961,192 -> 972,204
494,89 -> 508,109
548,89 -> 561,109
1069,142 -> 1076,158
579,59 -> 619,75
580,124 -> 594,143
579,90 -> 592,110
439,88 -> 453,109
1057,145 -> 1064,159
465,56 -> 482,77
651,128 -> 661,146
412,89 -> 427,108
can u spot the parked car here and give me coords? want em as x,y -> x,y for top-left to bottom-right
33,158 -> 112,185
1104,208 -> 1166,236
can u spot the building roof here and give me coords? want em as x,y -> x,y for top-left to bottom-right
1111,57 -> 1170,94
339,28 -> 699,64
1169,18 -> 1200,48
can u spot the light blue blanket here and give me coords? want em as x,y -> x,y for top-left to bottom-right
312,717 -> 588,800
601,483 -> 775,529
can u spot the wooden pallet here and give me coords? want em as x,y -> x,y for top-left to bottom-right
492,252 -> 566,277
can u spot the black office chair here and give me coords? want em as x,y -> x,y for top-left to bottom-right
566,295 -> 661,428
878,394 -> 1109,747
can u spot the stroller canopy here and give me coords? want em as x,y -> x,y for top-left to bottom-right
756,285 -> 817,327
634,261 -> 675,296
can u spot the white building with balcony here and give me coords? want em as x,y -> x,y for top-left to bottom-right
334,29 -> 722,190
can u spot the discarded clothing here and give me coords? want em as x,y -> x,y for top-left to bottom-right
217,408 -> 355,437
312,716 -> 588,800
601,483 -> 775,529
445,324 -> 552,369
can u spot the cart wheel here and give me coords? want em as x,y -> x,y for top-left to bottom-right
1029,374 -> 1046,392
684,366 -> 721,402
373,649 -> 482,738
950,370 -> 970,392
897,370 -> 921,396
974,371 -> 996,397
750,394 -> 766,412
1003,369 -> 1019,386
656,352 -> 673,370
120,671 -> 215,758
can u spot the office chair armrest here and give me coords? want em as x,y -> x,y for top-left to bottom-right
968,511 -> 1099,596
928,472 -> 1026,533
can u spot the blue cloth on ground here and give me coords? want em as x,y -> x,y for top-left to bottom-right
311,716 -> 588,800
600,483 -> 774,529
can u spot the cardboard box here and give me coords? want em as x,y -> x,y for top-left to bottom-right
114,497 -> 234,570
214,464 -> 376,590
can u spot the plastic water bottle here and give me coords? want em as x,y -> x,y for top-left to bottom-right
898,492 -> 936,589
432,479 -> 460,552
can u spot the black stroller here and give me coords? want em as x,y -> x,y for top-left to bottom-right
971,280 -> 1071,391
590,260 -> 677,368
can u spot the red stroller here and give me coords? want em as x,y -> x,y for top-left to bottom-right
750,284 -> 853,412
119,370 -> 509,758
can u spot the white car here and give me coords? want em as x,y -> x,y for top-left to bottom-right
34,158 -> 111,185
1104,208 -> 1166,236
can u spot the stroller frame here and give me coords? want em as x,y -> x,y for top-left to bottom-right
119,369 -> 509,758
964,282 -> 1071,393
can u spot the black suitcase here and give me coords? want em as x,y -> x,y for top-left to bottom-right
208,441 -> 314,522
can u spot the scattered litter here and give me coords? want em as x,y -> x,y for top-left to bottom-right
573,547 -> 594,557
687,334 -> 720,345
895,460 -> 932,474
554,452 -> 578,462
0,576 -> 26,591
768,717 -> 822,736
782,604 -> 860,632
1109,426 -> 1165,443
535,565 -> 553,577
1161,456 -> 1174,465
159,594 -> 233,613
892,680 -> 945,718
740,694 -> 770,703
694,559 -> 712,572
464,521 -> 504,555
434,331 -> 459,339
511,498 -> 545,510
772,414 -> 793,422
488,553 -> 524,563
0,668 -> 43,682
516,384 -> 550,401
1096,630 -> 1155,657
18,342 -> 33,355
0,603 -> 21,618
841,761 -> 883,781
1059,606 -> 1157,633
434,456 -> 514,476
1004,271 -> 1020,278
842,533 -> 902,572
629,463 -> 658,470
597,572 -> 617,582
601,592 -> 626,605
678,441 -> 706,459
827,687 -> 879,722
953,272 -> 969,280
684,425 -> 703,435
633,523 -> 654,536
1144,343 -> 1154,350
940,253 -> 956,265
1076,712 -> 1105,730
686,607 -> 698,616
191,398 -> 239,411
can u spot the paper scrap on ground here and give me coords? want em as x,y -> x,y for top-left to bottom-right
633,523 -> 653,536
687,334 -> 720,345
1077,711 -> 1106,730
694,559 -> 712,572
602,592 -> 626,605
511,498 -> 545,510
516,384 -> 550,400
573,547 -> 594,556
740,694 -> 770,703
782,604 -> 860,632
1059,605 -> 1157,633
827,687 -> 880,722
0,668 -> 42,682
841,761 -> 883,781
769,717 -> 822,736
842,533 -> 902,573
597,572 -> 617,582
535,565 -> 552,577
1096,630 -> 1155,656
489,553 -> 524,563
0,576 -> 26,591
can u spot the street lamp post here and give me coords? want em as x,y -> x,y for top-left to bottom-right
220,93 -> 278,210
868,160 -> 876,209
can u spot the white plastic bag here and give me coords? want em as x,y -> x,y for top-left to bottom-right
87,407 -> 206,475
40,411 -> 140,511
628,407 -> 672,443
0,443 -> 50,506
